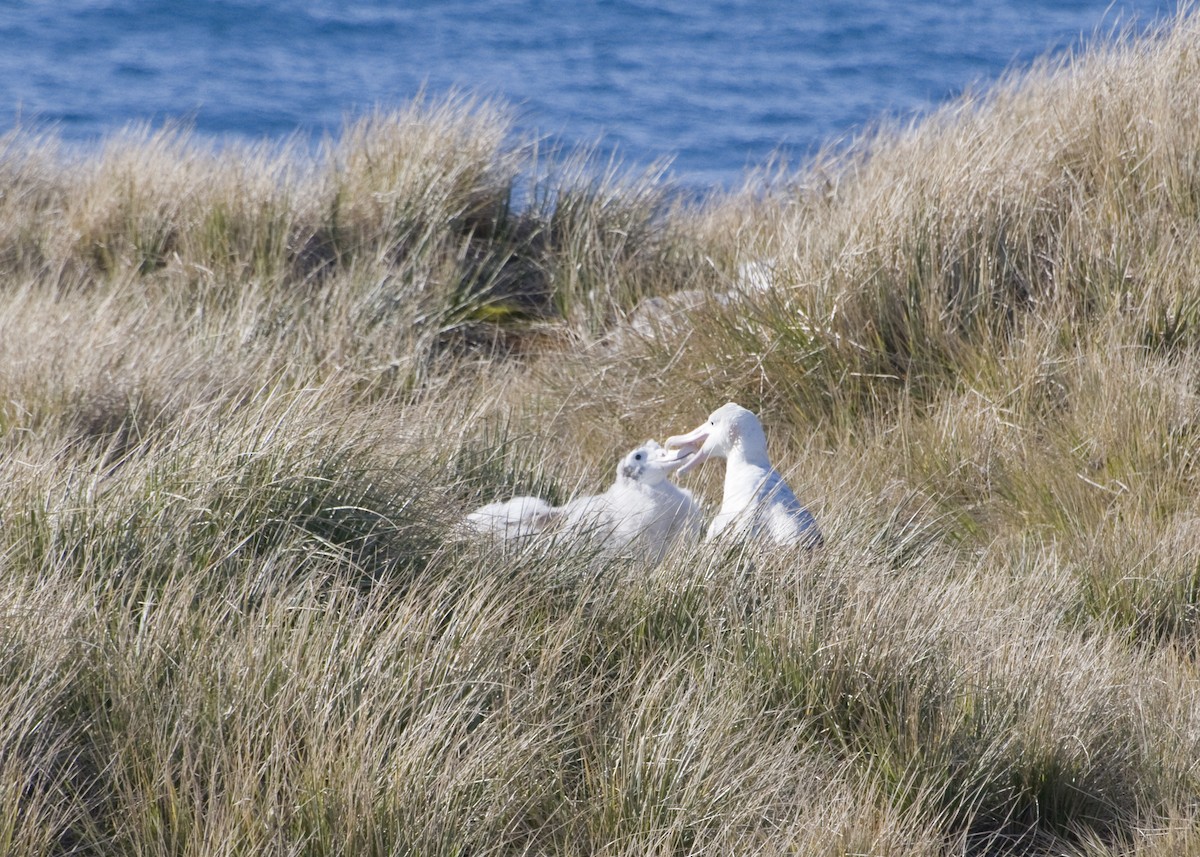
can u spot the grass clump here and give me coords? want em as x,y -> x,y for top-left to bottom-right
6,9 -> 1200,855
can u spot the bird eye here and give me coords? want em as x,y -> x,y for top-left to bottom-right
634,452 -> 643,461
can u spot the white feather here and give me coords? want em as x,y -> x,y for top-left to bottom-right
463,440 -> 702,563
666,402 -> 822,548
462,495 -> 556,539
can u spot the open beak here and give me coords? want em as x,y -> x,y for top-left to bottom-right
664,425 -> 711,475
651,445 -> 688,473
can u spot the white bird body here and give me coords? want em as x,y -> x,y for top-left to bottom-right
666,402 -> 822,548
559,444 -> 701,562
463,441 -> 701,562
463,495 -> 556,539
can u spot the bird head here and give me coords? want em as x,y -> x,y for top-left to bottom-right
663,402 -> 764,475
619,440 -> 687,484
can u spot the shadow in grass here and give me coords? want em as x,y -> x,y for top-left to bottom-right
786,664 -> 1139,856
220,449 -> 457,596
449,419 -> 572,510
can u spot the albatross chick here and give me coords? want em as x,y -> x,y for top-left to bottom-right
463,440 -> 702,563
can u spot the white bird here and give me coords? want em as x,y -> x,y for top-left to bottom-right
462,495 -> 556,540
556,440 -> 702,563
665,402 -> 822,548
461,440 -> 702,563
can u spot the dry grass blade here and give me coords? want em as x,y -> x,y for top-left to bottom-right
4,14 -> 1200,854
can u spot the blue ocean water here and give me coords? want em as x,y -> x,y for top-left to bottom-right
0,0 -> 1180,188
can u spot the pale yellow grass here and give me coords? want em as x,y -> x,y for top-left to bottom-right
2,9 -> 1200,857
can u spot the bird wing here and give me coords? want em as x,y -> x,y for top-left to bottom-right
759,470 -> 822,546
464,496 -> 555,538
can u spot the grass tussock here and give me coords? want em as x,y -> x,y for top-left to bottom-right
6,9 -> 1200,855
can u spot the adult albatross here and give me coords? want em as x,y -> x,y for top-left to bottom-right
665,402 -> 822,548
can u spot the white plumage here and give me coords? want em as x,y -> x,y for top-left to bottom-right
665,402 -> 822,548
462,440 -> 702,562
463,495 -> 555,540
556,440 -> 702,563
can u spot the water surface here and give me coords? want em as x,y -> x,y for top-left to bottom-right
0,1 -> 1179,186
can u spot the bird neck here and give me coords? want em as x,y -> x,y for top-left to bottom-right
723,444 -> 771,501
725,440 -> 770,472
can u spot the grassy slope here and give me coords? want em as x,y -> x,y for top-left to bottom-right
4,13 -> 1200,857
